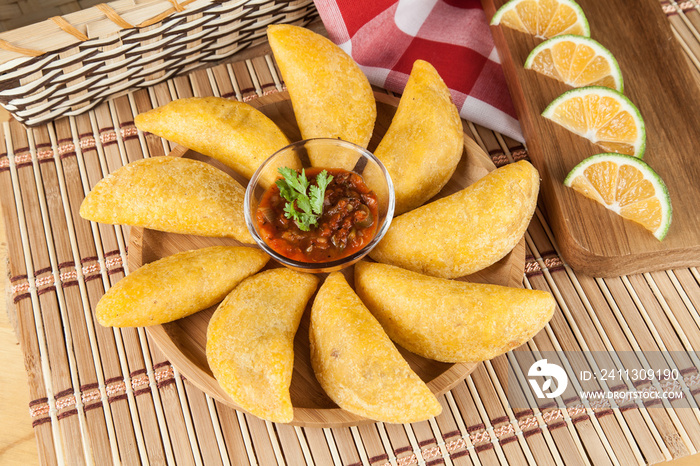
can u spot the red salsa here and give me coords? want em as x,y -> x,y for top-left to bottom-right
256,167 -> 379,263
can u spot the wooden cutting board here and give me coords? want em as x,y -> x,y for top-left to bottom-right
482,0 -> 700,277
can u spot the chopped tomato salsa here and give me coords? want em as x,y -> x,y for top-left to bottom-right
256,167 -> 379,263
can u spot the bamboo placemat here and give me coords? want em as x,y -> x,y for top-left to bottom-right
3,3 -> 700,465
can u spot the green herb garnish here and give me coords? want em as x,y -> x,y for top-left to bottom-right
276,167 -> 333,231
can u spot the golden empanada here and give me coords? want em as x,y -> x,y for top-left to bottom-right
355,261 -> 555,362
374,60 -> 463,215
267,25 -> 376,157
80,156 -> 252,242
207,269 -> 318,423
369,160 -> 539,278
97,246 -> 269,327
309,272 -> 441,423
135,97 -> 296,187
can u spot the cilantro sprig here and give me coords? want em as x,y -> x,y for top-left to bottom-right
276,167 -> 333,231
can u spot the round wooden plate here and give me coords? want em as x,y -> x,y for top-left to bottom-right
128,91 -> 526,427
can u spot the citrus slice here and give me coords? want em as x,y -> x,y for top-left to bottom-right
542,86 -> 645,157
525,35 -> 623,91
564,153 -> 672,240
491,0 -> 590,39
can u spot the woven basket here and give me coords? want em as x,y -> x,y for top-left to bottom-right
0,0 -> 318,126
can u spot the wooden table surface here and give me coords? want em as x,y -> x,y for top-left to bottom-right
0,212 -> 39,463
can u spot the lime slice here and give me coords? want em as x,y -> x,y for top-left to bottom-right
491,0 -> 590,39
564,153 -> 672,240
543,86 -> 646,158
525,35 -> 623,91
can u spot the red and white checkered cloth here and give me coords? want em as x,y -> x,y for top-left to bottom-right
313,0 -> 523,142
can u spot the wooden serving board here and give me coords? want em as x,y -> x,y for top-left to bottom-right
483,0 -> 700,277
128,91 -> 526,427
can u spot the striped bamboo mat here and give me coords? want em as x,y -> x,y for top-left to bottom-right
3,2 -> 700,465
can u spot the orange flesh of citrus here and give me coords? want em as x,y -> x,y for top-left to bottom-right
528,37 -> 620,90
546,5 -> 583,36
549,93 -> 638,155
500,10 -> 529,33
570,162 -> 663,232
497,0 -> 587,38
516,1 -> 539,34
537,0 -> 560,36
573,55 -> 612,86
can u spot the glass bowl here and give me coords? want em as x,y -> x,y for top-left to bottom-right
244,138 -> 395,273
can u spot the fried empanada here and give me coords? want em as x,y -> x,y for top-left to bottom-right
309,272 -> 441,423
267,25 -> 376,159
374,60 -> 463,215
134,97 -> 297,186
207,269 -> 318,423
369,160 -> 539,278
96,246 -> 268,327
355,261 -> 555,362
80,156 -> 253,242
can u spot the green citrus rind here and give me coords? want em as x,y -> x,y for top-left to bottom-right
564,153 -> 672,240
542,86 -> 646,158
491,0 -> 590,38
524,35 -> 623,92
